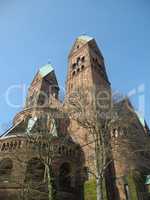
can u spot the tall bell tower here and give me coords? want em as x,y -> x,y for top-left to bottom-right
66,35 -> 110,98
65,35 -> 112,186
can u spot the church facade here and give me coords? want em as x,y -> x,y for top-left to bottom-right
0,35 -> 149,200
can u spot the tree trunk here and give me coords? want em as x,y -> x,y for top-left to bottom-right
96,178 -> 104,200
95,130 -> 105,200
46,164 -> 52,200
95,148 -> 104,200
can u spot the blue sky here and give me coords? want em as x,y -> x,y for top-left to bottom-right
0,0 -> 150,133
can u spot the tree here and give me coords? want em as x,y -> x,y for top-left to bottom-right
67,88 -> 150,200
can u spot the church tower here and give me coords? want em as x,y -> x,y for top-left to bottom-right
66,35 -> 110,98
26,64 -> 59,108
65,35 -> 112,191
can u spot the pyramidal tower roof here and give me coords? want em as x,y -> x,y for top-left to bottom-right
69,35 -> 94,57
39,64 -> 54,78
77,35 -> 93,42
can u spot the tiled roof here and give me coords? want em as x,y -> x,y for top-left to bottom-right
78,35 -> 93,42
39,64 -> 54,78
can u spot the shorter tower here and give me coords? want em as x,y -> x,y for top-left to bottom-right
0,64 -> 85,200
26,64 -> 59,108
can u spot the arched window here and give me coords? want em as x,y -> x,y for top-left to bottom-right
77,68 -> 80,73
69,149 -> 72,156
98,63 -> 102,68
18,140 -> 22,148
10,142 -> 13,150
70,83 -> 73,89
25,158 -> 45,183
1,143 -> 6,151
58,146 -> 61,154
0,158 -> 13,180
62,145 -> 65,154
59,163 -> 72,192
6,143 -> 9,151
81,65 -> 85,70
81,56 -> 85,62
13,141 -> 17,150
72,71 -> 76,77
72,63 -> 76,69
77,57 -> 81,66
38,93 -> 47,106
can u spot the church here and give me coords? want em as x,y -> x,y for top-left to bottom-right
0,35 -> 150,200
